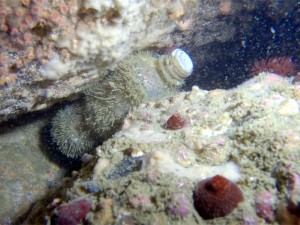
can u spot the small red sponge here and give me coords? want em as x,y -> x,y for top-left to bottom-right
163,114 -> 188,130
193,175 -> 244,220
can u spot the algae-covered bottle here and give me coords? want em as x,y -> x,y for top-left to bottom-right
84,49 -> 193,136
51,49 -> 193,158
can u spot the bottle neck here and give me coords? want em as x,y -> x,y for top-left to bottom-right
156,49 -> 193,87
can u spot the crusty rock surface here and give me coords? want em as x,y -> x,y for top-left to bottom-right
22,73 -> 300,225
1,0 -> 292,123
0,0 -> 198,123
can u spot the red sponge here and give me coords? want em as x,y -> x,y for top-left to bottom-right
52,199 -> 92,225
193,175 -> 244,220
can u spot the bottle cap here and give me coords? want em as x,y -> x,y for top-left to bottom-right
157,48 -> 193,86
172,49 -> 193,77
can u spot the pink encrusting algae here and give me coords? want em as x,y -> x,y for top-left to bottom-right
254,192 -> 275,222
0,0 -> 77,85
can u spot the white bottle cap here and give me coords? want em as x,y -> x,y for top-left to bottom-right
171,49 -> 193,77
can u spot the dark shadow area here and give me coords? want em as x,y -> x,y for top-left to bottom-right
0,100 -> 98,225
0,97 -> 102,173
39,121 -> 83,173
0,108 -> 47,135
184,41 -> 251,90
39,100 -> 103,172
183,1 -> 299,91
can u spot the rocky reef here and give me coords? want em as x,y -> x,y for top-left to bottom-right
0,116 -> 67,225
21,73 -> 300,225
2,0 -> 297,123
0,1 -> 299,224
0,0 -> 198,123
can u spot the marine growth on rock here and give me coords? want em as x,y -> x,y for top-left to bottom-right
251,57 -> 297,77
193,175 -> 244,220
163,113 -> 188,130
51,199 -> 92,225
50,102 -> 97,158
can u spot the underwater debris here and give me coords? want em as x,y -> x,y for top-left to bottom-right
50,103 -> 97,158
50,49 -> 193,158
84,49 -> 193,137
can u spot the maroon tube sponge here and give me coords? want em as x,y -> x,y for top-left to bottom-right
193,175 -> 244,220
52,199 -> 92,225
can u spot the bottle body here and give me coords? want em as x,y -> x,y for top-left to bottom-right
50,49 -> 193,158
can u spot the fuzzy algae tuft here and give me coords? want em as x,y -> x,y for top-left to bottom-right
50,103 -> 97,158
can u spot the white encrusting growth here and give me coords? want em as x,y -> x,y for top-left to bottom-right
146,151 -> 241,182
39,55 -> 75,80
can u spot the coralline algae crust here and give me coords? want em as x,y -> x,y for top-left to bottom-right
39,0 -> 190,80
